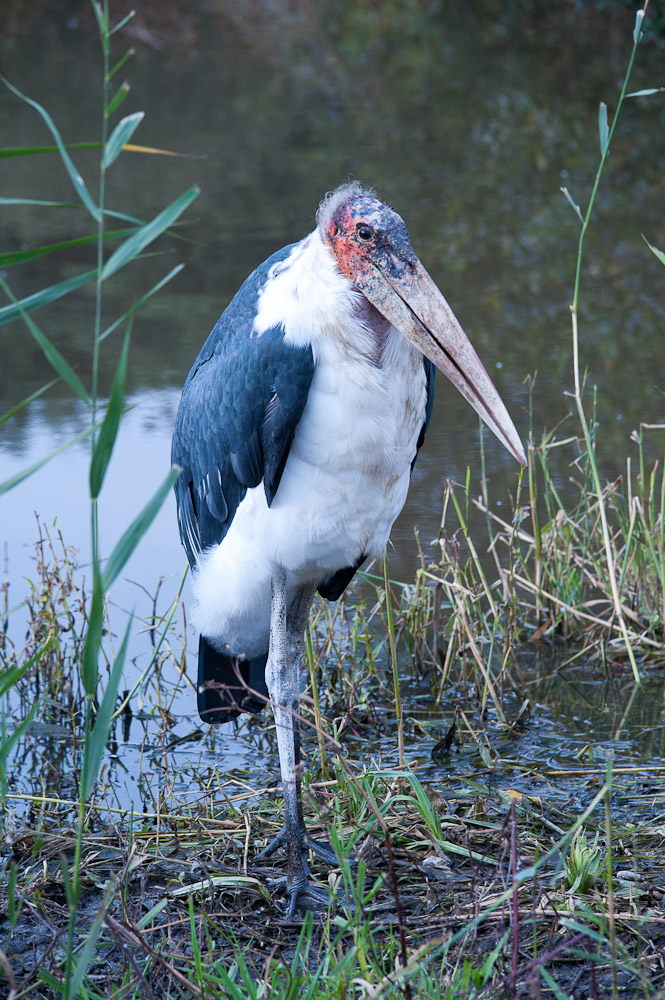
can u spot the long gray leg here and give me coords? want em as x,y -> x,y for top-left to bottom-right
264,570 -> 303,898
261,573 -> 320,916
285,583 -> 315,838
286,583 -> 338,868
258,576 -> 334,915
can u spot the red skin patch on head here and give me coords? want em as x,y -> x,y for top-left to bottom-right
324,196 -> 379,285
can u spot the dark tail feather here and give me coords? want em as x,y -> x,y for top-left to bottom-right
318,553 -> 365,600
197,636 -> 269,724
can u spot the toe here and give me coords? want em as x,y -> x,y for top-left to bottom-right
285,881 -> 331,919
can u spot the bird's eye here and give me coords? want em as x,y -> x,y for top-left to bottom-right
355,223 -> 374,242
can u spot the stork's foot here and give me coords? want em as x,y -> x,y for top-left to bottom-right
266,872 -> 332,919
255,823 -> 352,917
255,823 -> 340,869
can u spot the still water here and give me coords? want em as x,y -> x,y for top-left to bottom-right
2,7 -> 665,814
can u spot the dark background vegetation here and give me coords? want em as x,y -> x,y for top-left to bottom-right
2,0 -> 665,475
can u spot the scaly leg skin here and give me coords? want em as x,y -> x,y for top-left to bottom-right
262,573 -> 330,918
256,824 -> 339,869
284,582 -> 337,868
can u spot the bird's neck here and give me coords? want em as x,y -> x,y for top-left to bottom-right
352,294 -> 392,365
252,232 -> 392,366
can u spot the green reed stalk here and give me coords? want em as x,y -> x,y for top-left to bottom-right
567,5 -> 648,684
91,0 -> 110,481
447,481 -> 497,619
383,557 -> 404,768
65,4 -> 111,987
306,625 -> 329,781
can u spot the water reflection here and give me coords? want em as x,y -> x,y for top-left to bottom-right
8,642 -> 665,829
409,647 -> 665,823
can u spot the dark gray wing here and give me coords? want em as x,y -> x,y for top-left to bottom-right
171,245 -> 315,567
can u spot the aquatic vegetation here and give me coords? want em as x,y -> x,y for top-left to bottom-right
562,827 -> 606,895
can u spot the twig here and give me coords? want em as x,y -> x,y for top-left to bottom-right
104,917 -> 157,1000
104,914 -> 202,997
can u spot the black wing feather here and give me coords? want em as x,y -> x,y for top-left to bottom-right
171,243 -> 315,567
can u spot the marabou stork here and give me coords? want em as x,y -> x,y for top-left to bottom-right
172,182 -> 526,916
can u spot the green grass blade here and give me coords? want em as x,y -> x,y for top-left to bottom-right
0,378 -> 57,425
0,143 -> 196,162
405,771 -> 443,839
0,267 -> 97,327
91,0 -> 108,34
0,197 -> 79,207
560,918 -> 614,947
598,102 -> 609,155
66,885 -> 115,999
102,467 -> 180,590
1,77 -> 100,219
0,142 -> 99,158
0,635 -> 55,696
105,82 -> 130,118
560,186 -> 584,224
135,898 -> 167,930
89,327 -> 130,499
99,264 -> 184,342
110,10 -> 136,35
103,111 -> 144,168
0,424 -> 95,495
0,227 -> 138,267
187,897 -> 204,986
81,562 -> 104,697
644,236 -> 665,266
0,196 -> 149,239
83,614 -> 132,799
101,185 -> 199,281
109,48 -> 135,79
36,968 -> 64,994
0,665 -> 30,698
633,7 -> 645,43
627,87 -> 663,97
0,276 -> 89,405
0,198 -> 147,232
0,697 -> 41,769
540,967 -> 570,1000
